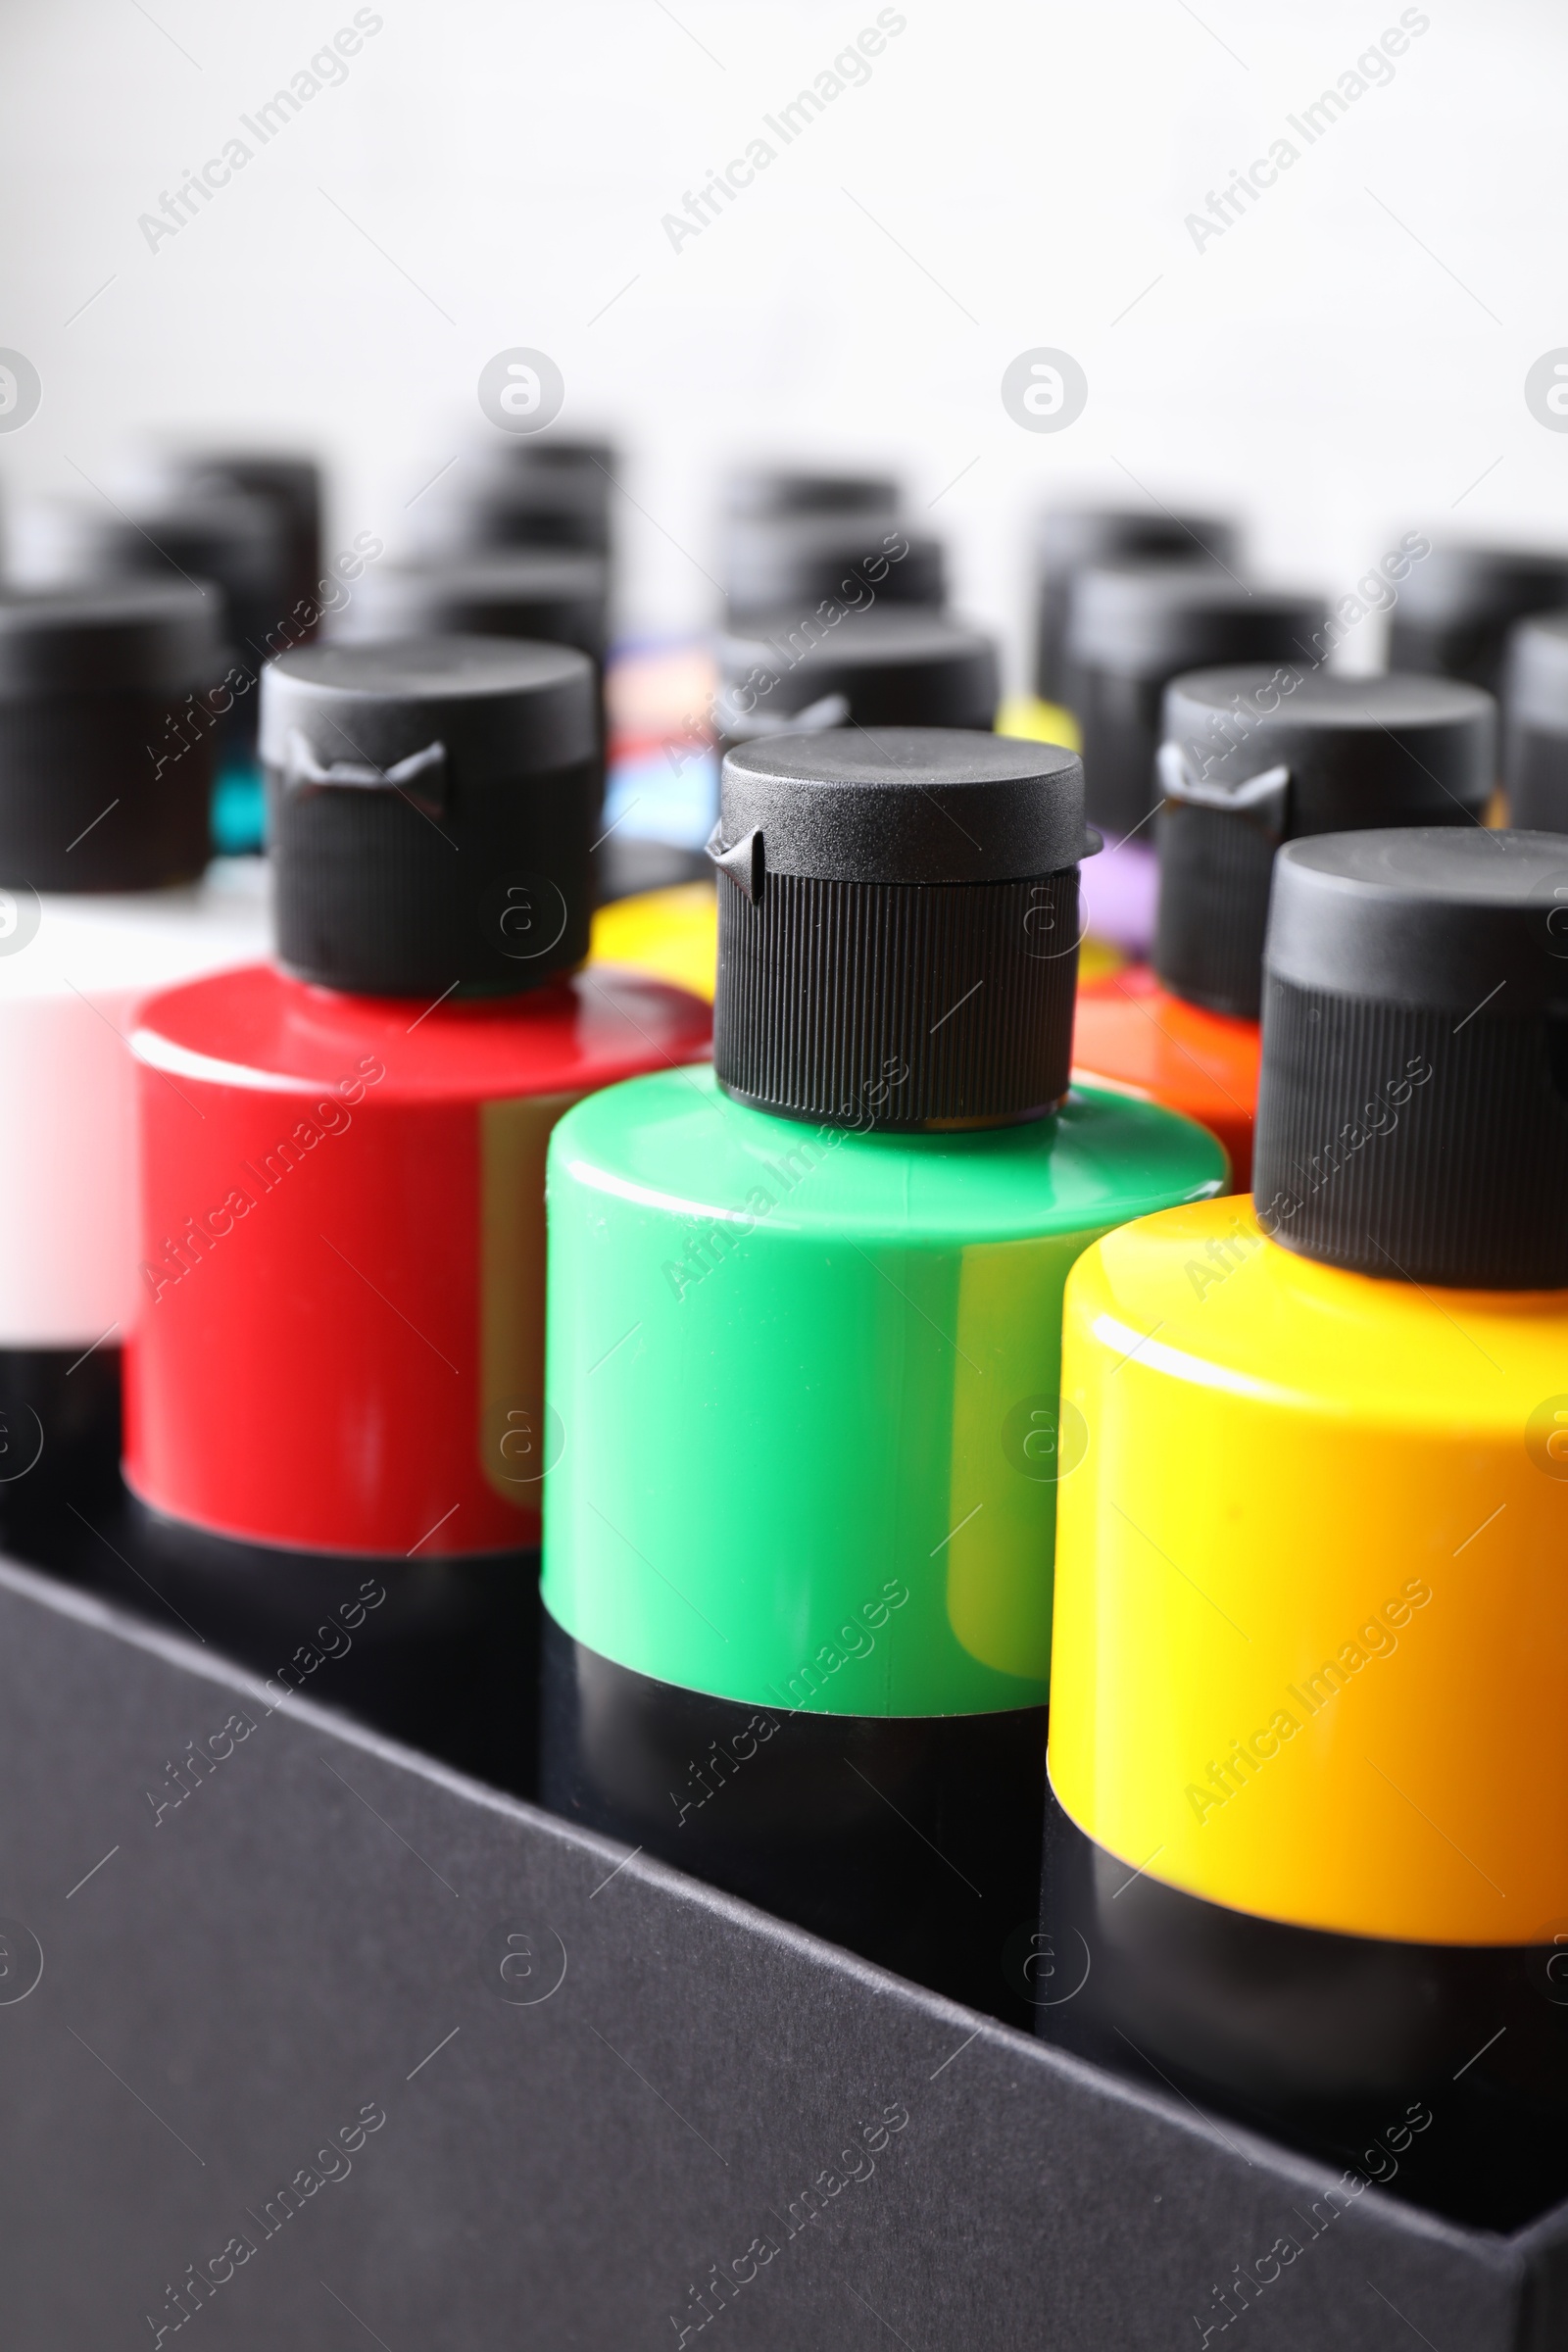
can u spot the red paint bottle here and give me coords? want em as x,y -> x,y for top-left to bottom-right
123,640 -> 710,1787
1072,668 -> 1494,1186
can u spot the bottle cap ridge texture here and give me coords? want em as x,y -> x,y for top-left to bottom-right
710,727 -> 1097,1129
1253,827 -> 1568,1287
1154,667 -> 1495,1017
262,637 -> 600,998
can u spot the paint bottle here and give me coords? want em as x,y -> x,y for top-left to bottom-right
343,549 -> 613,822
137,451 -> 324,633
1033,507 -> 1238,706
1073,668 -> 1495,1183
434,455 -> 612,559
123,640 -> 710,1788
27,488 -> 297,855
723,514 -> 945,628
1045,826 -> 1568,2229
539,727 -> 1226,2020
1502,609 -> 1568,828
131,453 -> 347,853
1388,540 -> 1568,697
0,582 -> 269,1545
593,612 -> 1006,1007
718,607 -> 999,744
342,552 -> 609,673
723,466 -> 899,521
1065,564 -> 1326,837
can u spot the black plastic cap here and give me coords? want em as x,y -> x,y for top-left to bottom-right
42,493 -> 294,673
345,554 -> 610,665
149,453 -> 323,613
261,638 -> 600,999
723,516 -> 944,625
1155,667 -> 1496,1018
718,609 -> 999,743
1388,542 -> 1568,697
1503,609 -> 1568,829
1065,564 -> 1328,835
1034,508 -> 1237,700
487,436 -> 617,477
1253,828 -> 1568,1288
444,469 -> 611,556
724,467 -> 900,521
0,583 -> 222,890
710,728 -> 1098,1130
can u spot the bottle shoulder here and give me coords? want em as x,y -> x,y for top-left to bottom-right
1072,1197 -> 1568,1416
131,958 -> 712,1102
551,1065 -> 1228,1243
1072,968 -> 1261,1115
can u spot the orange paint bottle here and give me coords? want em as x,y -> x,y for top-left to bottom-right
1072,667 -> 1495,1185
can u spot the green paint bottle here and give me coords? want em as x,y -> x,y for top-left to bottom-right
539,727 -> 1226,2020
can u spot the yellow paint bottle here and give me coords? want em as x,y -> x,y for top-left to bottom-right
1044,827 -> 1568,2229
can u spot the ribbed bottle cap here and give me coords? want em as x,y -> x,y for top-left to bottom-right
1253,828 -> 1568,1287
1066,564 -> 1328,835
1389,542 -> 1568,695
260,638 -> 600,998
723,467 -> 900,520
1503,610 -> 1568,829
718,609 -> 999,742
710,727 -> 1098,1129
1155,667 -> 1495,1018
0,582 -> 223,889
724,515 -> 945,625
345,553 -> 610,664
1034,508 -> 1237,699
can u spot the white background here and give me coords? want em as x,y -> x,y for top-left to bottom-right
0,0 -> 1563,683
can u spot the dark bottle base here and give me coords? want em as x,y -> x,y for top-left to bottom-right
540,1611 -> 1047,2027
14,1489 -> 539,1799
1039,1780 -> 1568,2231
0,1344 -> 122,1546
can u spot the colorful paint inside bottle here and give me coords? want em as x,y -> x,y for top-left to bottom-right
1045,826 -> 1568,2230
123,638 -> 710,1788
0,582 -> 269,1544
540,726 -> 1225,2020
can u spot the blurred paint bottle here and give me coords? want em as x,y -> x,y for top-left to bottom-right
1031,504 -> 1238,711
123,639 -> 709,1789
1389,538 -> 1568,698
540,725 -> 1225,2022
1073,668 -> 1494,1184
341,546 -> 613,820
427,438 -> 615,560
139,452 -> 330,854
1045,826 -> 1568,2230
0,582 -> 269,1546
721,466 -> 900,523
23,487 -> 308,856
722,513 -> 945,631
1501,609 -> 1568,829
1064,564 -> 1327,841
590,610 -> 1007,1004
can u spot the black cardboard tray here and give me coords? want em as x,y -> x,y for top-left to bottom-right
0,1551 -> 1562,2351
